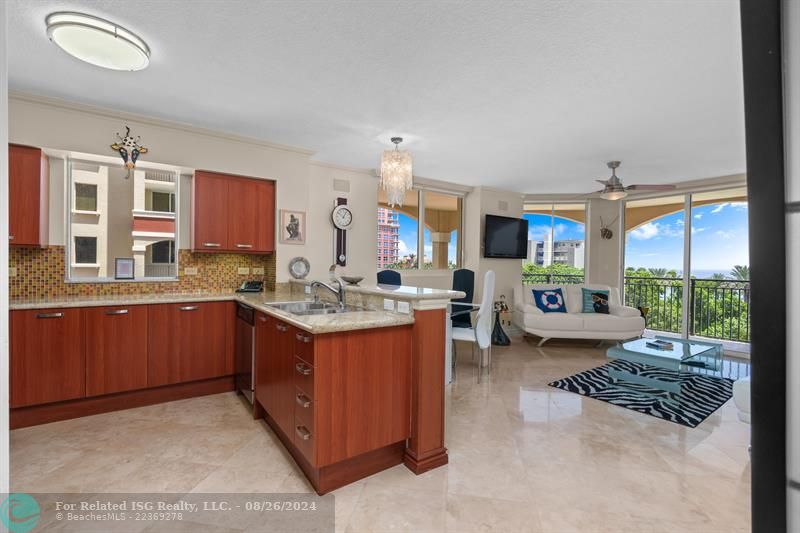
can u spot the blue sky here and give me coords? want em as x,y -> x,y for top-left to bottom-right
625,201 -> 749,274
523,213 -> 585,242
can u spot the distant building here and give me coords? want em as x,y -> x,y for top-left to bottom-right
528,238 -> 584,268
377,208 -> 400,268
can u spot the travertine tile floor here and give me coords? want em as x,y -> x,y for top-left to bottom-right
11,337 -> 751,532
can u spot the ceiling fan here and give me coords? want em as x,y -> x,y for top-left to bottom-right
592,161 -> 676,200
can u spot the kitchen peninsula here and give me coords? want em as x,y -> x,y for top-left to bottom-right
9,282 -> 464,494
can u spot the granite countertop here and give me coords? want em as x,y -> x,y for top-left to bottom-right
289,279 -> 466,301
9,290 -> 415,334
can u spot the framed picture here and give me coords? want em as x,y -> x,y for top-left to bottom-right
279,210 -> 306,245
115,258 -> 135,280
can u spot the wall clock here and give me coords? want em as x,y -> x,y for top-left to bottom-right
332,198 -> 352,266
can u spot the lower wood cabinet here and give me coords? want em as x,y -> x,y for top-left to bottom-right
148,301 -> 233,387
256,318 -> 412,469
85,306 -> 148,396
10,308 -> 85,407
255,313 -> 295,437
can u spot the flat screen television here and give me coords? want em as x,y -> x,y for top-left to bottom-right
484,214 -> 528,258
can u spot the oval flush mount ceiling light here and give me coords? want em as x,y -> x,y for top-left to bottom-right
46,12 -> 150,71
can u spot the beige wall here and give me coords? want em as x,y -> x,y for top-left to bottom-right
585,198 -> 624,288
305,163 -> 378,281
9,95 -> 373,284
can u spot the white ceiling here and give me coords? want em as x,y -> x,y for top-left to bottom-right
7,0 -> 745,193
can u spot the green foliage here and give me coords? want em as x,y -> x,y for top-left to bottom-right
730,265 -> 750,281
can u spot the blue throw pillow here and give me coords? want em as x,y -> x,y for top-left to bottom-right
582,288 -> 610,314
533,288 -> 567,313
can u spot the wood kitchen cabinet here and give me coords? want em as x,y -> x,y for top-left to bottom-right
255,313 -> 295,437
193,170 -> 275,253
10,308 -> 84,407
192,171 -> 230,251
85,306 -> 148,396
148,301 -> 233,386
256,318 -> 412,493
9,144 -> 49,247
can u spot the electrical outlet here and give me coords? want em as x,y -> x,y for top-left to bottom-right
304,285 -> 312,294
184,267 -> 198,276
383,299 -> 395,311
252,267 -> 265,275
9,267 -> 17,277
238,267 -> 250,275
397,301 -> 410,314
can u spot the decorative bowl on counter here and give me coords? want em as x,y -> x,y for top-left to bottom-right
341,276 -> 364,286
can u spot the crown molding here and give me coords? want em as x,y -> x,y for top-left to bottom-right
9,91 -> 316,156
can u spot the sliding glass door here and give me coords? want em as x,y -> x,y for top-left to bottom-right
623,188 -> 750,350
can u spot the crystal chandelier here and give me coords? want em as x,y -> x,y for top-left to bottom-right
379,137 -> 413,207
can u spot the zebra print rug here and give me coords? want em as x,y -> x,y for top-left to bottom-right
548,359 -> 734,428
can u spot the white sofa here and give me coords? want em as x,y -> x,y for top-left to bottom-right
512,283 -> 645,345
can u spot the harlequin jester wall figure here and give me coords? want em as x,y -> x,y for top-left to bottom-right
110,126 -> 149,178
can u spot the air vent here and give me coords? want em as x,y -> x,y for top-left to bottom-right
333,179 -> 350,193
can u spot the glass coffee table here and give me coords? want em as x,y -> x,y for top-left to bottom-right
606,336 -> 723,402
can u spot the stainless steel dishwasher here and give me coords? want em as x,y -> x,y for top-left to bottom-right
235,303 -> 255,403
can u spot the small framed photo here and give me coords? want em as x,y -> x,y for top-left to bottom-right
280,210 -> 306,245
115,258 -> 135,280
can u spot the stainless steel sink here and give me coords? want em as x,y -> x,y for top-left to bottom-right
267,301 -> 363,316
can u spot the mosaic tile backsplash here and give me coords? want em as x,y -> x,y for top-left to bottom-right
10,246 -> 276,300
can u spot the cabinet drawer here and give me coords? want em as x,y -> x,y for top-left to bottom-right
294,386 -> 314,428
293,328 -> 314,364
293,415 -> 315,464
293,356 -> 314,397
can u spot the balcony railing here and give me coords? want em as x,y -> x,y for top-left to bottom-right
522,273 -> 584,285
624,277 -> 750,343
144,263 -> 176,278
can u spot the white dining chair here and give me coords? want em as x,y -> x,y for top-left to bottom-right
450,270 -> 495,382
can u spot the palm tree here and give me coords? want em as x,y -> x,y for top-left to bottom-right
648,268 -> 667,278
730,265 -> 750,281
710,273 -> 726,280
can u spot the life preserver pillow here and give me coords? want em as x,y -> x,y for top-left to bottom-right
532,288 -> 567,313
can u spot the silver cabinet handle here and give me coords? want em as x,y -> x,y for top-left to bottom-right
236,243 -> 253,249
105,309 -> 129,315
296,393 -> 312,408
202,242 -> 221,248
36,312 -> 63,319
295,362 -> 312,376
179,305 -> 199,311
275,323 -> 288,332
295,426 -> 312,441
295,332 -> 312,343
8,235 -> 14,241
258,315 -> 268,323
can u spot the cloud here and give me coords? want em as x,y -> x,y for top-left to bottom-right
710,202 -> 748,215
715,230 -> 735,239
694,213 -> 703,219
397,239 -> 411,256
691,226 -> 706,234
630,222 -> 660,240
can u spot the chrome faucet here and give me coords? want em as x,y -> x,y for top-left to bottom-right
310,277 -> 346,309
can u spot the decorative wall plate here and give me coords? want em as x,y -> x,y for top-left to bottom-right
289,257 -> 310,279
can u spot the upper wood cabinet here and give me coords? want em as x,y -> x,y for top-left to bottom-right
9,144 -> 49,247
192,170 -> 275,253
85,306 -> 148,397
10,308 -> 84,407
